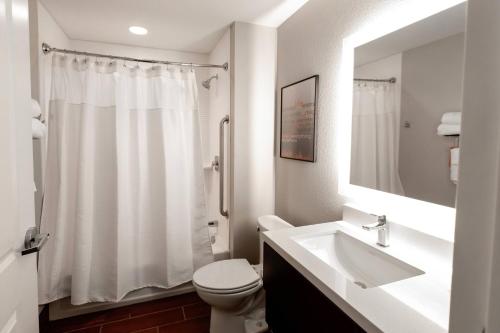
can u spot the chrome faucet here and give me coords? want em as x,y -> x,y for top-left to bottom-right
362,214 -> 390,247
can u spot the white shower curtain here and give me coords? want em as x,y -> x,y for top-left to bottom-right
351,82 -> 405,195
38,55 -> 213,305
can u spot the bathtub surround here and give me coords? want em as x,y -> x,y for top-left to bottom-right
205,29 -> 231,259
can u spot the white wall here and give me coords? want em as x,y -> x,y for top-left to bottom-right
449,0 -> 500,332
230,22 -> 276,262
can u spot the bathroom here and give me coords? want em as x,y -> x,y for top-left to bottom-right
0,0 -> 499,332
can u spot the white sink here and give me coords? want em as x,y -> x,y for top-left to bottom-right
293,231 -> 424,288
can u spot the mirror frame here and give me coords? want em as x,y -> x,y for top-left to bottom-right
337,0 -> 466,242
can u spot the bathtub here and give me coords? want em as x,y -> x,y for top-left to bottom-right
49,219 -> 230,320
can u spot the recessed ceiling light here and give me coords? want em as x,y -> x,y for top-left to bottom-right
129,26 -> 148,35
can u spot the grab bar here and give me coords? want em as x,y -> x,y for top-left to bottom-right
219,115 -> 229,217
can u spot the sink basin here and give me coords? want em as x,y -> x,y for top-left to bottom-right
293,231 -> 424,288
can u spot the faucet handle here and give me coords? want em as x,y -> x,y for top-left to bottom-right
370,214 -> 386,223
362,221 -> 386,231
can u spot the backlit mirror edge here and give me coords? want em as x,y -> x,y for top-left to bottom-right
337,0 -> 466,243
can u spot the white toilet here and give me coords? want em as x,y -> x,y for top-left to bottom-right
193,215 -> 293,333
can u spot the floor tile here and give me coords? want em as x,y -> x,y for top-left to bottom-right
101,308 -> 183,333
66,327 -> 101,333
183,302 -> 210,320
45,309 -> 129,333
131,328 -> 159,333
159,317 -> 210,333
40,293 -> 210,333
127,293 -> 202,317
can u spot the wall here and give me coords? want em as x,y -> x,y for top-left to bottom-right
230,22 -> 277,262
399,33 -> 464,208
206,29 -> 231,248
449,0 -> 500,332
275,0 -> 464,228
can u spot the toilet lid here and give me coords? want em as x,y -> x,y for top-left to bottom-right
193,259 -> 260,291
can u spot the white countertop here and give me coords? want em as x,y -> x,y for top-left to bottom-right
263,221 -> 453,333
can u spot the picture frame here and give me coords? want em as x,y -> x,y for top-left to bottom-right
280,75 -> 319,162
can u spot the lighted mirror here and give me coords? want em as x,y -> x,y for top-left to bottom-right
349,3 -> 466,208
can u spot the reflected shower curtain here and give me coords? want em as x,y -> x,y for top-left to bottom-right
38,55 -> 213,305
351,82 -> 404,195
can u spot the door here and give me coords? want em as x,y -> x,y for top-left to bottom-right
0,0 -> 39,332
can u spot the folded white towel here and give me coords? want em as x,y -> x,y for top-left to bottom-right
450,164 -> 459,184
450,147 -> 460,165
441,112 -> 461,125
450,147 -> 460,184
32,99 -> 41,118
437,123 -> 460,136
32,118 -> 47,139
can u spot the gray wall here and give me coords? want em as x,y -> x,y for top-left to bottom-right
399,33 -> 464,207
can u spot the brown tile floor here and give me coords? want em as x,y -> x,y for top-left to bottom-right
39,292 -> 211,333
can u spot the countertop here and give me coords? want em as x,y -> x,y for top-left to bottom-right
262,221 -> 453,333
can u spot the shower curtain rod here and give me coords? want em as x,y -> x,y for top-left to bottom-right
354,77 -> 396,83
42,43 -> 229,71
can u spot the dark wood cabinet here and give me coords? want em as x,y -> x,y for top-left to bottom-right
263,243 -> 366,333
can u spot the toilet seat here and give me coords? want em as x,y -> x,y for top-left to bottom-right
194,279 -> 262,295
193,259 -> 261,295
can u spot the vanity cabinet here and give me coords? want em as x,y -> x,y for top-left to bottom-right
263,243 -> 365,333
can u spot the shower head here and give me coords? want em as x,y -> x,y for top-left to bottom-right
202,74 -> 218,89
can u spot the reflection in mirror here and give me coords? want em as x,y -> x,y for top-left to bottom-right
350,3 -> 466,208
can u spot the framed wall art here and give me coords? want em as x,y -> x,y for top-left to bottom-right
280,75 -> 319,162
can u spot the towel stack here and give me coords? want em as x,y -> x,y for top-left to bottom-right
437,112 -> 461,136
32,99 -> 47,139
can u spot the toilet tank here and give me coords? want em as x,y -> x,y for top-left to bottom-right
257,215 -> 293,266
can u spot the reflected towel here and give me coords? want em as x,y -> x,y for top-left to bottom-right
450,147 -> 459,185
437,123 -> 460,136
32,99 -> 41,118
441,112 -> 461,125
32,118 -> 47,139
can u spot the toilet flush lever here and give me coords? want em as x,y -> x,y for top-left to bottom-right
362,214 -> 389,247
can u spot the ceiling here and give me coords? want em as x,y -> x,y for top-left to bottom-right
355,2 -> 467,66
40,0 -> 308,54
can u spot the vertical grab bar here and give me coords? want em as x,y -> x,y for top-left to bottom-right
219,115 -> 229,217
